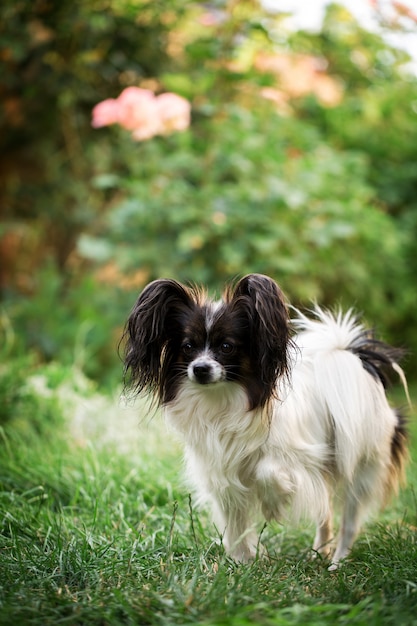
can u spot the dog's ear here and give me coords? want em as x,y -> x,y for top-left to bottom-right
227,274 -> 291,404
122,279 -> 193,398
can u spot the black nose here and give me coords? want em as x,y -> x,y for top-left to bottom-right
193,364 -> 211,383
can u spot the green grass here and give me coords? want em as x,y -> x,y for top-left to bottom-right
0,369 -> 416,626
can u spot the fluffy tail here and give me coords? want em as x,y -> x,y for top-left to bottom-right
293,307 -> 409,489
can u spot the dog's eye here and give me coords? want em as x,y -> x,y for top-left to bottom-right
182,342 -> 194,355
220,342 -> 234,354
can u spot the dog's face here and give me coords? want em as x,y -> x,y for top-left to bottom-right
123,274 -> 291,409
176,302 -> 252,386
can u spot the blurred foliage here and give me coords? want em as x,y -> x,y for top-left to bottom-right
82,110 -> 407,316
1,0 -> 417,386
0,0 -> 185,265
0,332 -> 63,435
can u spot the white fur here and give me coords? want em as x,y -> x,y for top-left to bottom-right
165,308 -> 405,568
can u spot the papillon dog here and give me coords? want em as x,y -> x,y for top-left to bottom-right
122,273 -> 409,569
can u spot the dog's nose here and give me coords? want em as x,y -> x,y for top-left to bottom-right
193,364 -> 211,382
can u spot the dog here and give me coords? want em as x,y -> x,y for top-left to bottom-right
122,273 -> 409,569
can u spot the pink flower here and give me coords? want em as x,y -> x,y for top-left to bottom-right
116,87 -> 161,137
91,98 -> 120,128
156,93 -> 191,135
92,87 -> 191,141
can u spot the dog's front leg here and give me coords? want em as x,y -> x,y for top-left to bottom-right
211,493 -> 261,563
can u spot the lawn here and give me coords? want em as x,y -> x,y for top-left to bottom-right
0,366 -> 416,625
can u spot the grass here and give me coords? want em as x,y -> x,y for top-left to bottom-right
0,366 -> 416,625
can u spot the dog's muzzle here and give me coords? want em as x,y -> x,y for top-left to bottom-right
188,358 -> 225,384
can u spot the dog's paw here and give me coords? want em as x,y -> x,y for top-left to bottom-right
228,538 -> 267,564
328,561 -> 340,572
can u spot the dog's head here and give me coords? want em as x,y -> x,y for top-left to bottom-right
123,274 -> 291,410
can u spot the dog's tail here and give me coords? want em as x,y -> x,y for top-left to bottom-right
293,307 -> 409,492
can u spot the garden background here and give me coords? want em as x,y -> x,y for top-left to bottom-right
1,1 -> 417,624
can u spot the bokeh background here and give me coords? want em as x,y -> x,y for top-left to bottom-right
2,0 -> 417,391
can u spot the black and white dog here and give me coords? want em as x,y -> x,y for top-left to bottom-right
123,273 -> 408,569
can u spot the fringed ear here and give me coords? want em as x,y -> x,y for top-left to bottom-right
122,279 -> 193,400
226,274 -> 291,405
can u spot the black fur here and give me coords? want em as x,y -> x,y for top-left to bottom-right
223,274 -> 291,407
349,328 -> 406,389
391,408 -> 409,482
122,279 -> 196,402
